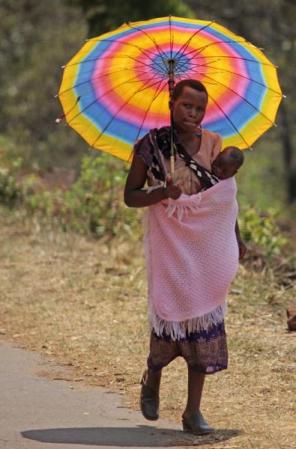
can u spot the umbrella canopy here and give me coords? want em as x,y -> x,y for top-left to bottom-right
57,16 -> 283,161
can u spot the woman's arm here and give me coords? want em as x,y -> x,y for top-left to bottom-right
124,154 -> 181,208
235,220 -> 247,260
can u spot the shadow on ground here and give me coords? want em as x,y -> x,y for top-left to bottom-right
22,425 -> 241,446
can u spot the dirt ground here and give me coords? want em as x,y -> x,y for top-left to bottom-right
0,206 -> 295,449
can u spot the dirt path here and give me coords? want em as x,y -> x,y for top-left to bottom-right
1,207 -> 295,449
1,340 -> 217,449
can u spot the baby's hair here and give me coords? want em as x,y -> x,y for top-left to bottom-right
172,79 -> 208,102
224,146 -> 244,168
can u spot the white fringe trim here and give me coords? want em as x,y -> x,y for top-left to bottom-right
149,302 -> 227,341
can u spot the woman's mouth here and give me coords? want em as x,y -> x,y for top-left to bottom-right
184,120 -> 197,126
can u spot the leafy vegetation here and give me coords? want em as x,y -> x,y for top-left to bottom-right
0,0 -> 295,261
0,149 -> 292,269
239,207 -> 287,257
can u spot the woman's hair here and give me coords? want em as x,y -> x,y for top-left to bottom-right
172,79 -> 208,102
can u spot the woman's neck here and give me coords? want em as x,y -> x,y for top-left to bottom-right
175,129 -> 202,157
175,126 -> 201,142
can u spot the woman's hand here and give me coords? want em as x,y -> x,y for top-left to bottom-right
124,156 -> 182,207
238,239 -> 247,260
165,175 -> 182,200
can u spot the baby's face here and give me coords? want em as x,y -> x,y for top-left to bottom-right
212,151 -> 239,179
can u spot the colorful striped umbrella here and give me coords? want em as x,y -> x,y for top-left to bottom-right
57,16 -> 283,162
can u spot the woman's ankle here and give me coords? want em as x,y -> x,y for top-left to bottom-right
143,368 -> 161,390
182,408 -> 200,419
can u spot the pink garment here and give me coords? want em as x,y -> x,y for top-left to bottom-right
144,177 -> 239,339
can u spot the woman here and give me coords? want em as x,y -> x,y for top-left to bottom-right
124,79 -> 244,435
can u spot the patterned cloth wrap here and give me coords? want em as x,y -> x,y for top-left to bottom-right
135,126 -> 219,190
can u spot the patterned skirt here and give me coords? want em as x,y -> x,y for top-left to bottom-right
147,321 -> 228,374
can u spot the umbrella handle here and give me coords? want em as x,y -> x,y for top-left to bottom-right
170,154 -> 175,177
169,101 -> 175,178
167,58 -> 176,178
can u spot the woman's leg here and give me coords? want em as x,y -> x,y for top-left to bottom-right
140,331 -> 177,420
182,366 -> 205,418
182,366 -> 213,434
146,369 -> 162,391
140,368 -> 162,420
143,368 -> 162,390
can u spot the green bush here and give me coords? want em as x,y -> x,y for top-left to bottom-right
60,153 -> 139,237
239,207 -> 287,257
21,153 -> 140,238
0,154 -> 23,206
0,148 -> 289,252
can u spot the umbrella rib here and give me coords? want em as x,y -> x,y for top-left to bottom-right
190,64 -> 282,95
91,78 -> 167,148
125,21 -> 168,66
173,21 -> 215,62
202,73 -> 276,125
58,67 -> 154,97
169,15 -> 173,59
66,73 -> 160,125
182,42 -> 277,68
185,53 -> 276,67
64,55 -> 153,70
182,38 -> 246,58
64,54 -> 167,79
89,36 -> 171,74
135,79 -> 167,143
89,37 -> 164,61
207,92 -> 251,148
175,58 -> 221,75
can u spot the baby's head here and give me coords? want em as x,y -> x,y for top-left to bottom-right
212,146 -> 244,179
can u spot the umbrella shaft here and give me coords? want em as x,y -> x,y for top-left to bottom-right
168,59 -> 176,177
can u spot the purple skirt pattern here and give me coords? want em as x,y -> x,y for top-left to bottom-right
147,321 -> 228,374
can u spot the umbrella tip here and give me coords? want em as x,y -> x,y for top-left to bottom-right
55,115 -> 65,124
283,94 -> 287,99
61,65 -> 65,69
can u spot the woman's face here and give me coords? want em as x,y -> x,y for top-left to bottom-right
172,86 -> 208,134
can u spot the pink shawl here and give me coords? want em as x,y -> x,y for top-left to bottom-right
144,178 -> 239,339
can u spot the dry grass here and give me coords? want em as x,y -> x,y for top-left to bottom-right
0,206 -> 295,449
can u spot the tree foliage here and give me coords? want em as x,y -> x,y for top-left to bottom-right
71,0 -> 193,36
0,0 -> 88,169
0,0 -> 295,206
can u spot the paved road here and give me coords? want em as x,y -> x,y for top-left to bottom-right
0,340 -> 198,449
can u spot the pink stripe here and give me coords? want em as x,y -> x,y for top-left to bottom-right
90,29 -> 251,128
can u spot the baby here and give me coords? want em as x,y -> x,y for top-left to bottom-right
211,146 -> 246,259
211,146 -> 244,180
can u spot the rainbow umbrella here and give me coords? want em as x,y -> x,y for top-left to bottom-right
57,16 -> 283,162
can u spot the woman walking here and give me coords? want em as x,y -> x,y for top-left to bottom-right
124,79 -> 245,435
